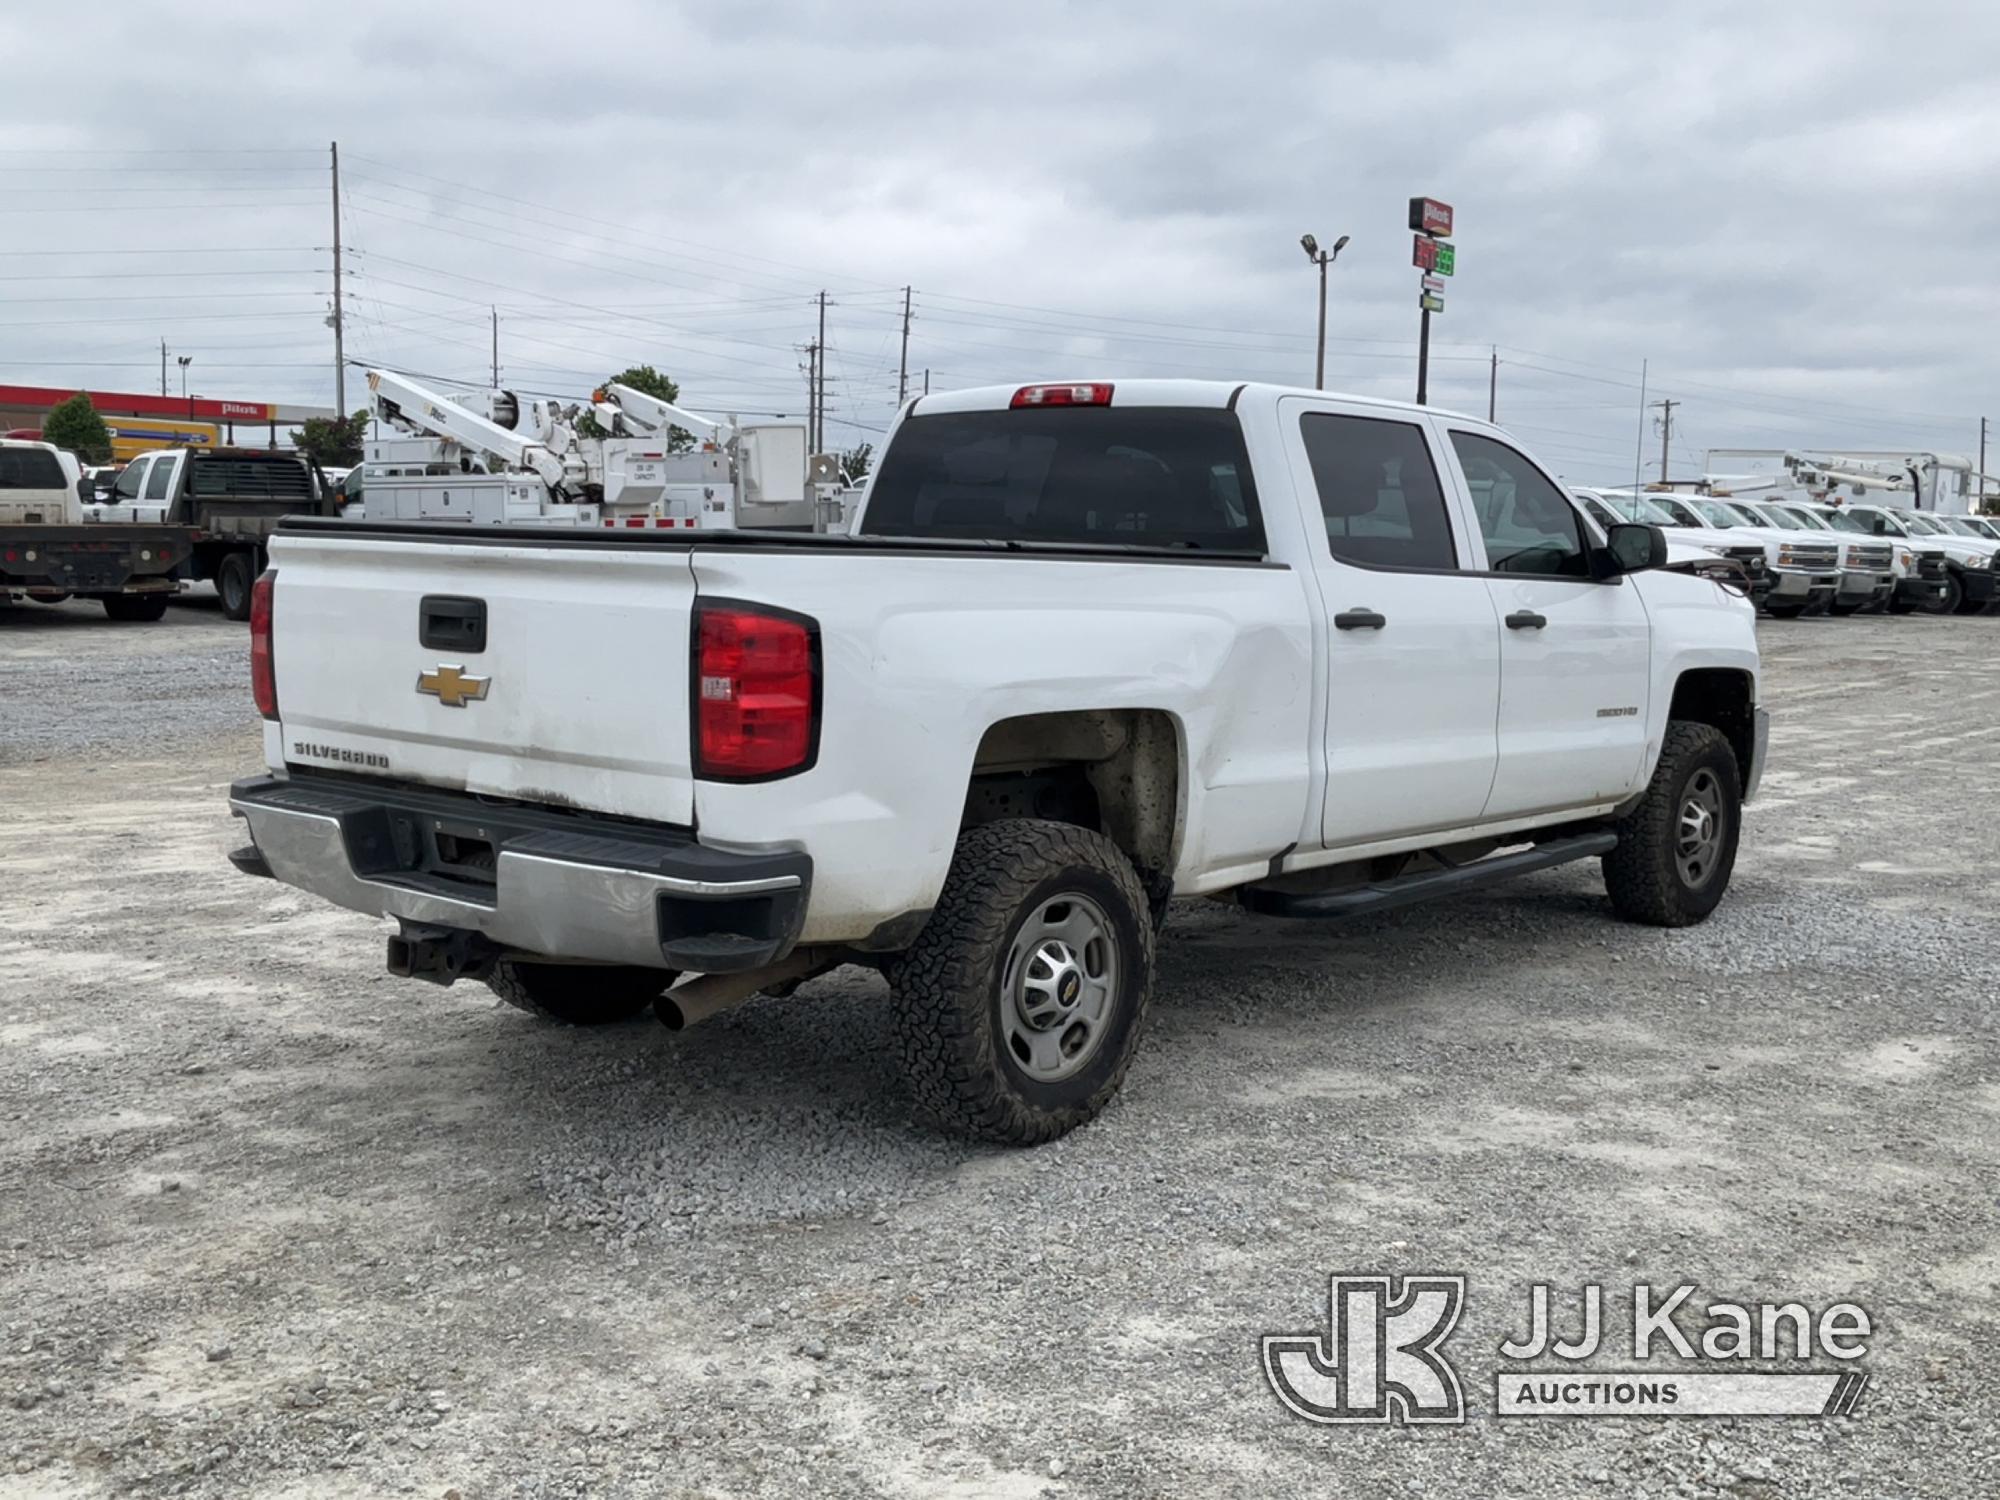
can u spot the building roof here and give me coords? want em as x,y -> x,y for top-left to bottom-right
0,383 -> 335,425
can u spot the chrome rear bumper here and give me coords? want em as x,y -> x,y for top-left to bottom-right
229,775 -> 809,973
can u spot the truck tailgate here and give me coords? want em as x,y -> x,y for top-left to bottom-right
269,532 -> 698,825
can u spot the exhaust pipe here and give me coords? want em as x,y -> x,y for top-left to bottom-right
656,948 -> 837,1030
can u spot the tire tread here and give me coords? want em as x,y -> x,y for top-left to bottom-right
889,819 -> 1153,1145
1602,720 -> 1740,928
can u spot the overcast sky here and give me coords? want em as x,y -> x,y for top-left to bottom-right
2,0 -> 1996,481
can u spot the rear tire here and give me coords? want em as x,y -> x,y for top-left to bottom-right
102,594 -> 168,622
485,959 -> 671,1025
889,819 -> 1154,1145
217,551 -> 255,621
1951,574 -> 1986,615
1602,721 -> 1742,928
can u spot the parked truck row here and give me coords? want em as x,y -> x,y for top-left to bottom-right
1573,486 -> 1998,620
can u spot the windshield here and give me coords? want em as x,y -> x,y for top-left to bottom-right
1848,509 -> 1905,537
1781,507 -> 1832,531
1692,499 -> 1754,528
1643,495 -> 1703,527
1936,517 -> 1984,537
1819,509 -> 1870,535
1961,517 -> 2000,539
864,406 -> 1265,552
1575,495 -> 1618,531
1595,493 -> 1681,525
1899,513 -> 1944,535
1751,504 -> 1806,530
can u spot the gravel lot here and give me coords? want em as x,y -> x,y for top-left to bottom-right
2,596 -> 1997,1498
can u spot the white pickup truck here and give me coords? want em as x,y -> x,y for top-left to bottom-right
228,381 -> 1767,1142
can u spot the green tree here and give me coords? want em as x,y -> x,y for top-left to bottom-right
839,442 -> 873,484
582,365 -> 694,451
297,409 -> 371,467
41,391 -> 112,465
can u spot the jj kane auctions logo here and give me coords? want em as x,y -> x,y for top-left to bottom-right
1264,1276 -> 1871,1424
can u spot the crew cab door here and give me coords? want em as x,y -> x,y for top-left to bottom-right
1278,398 -> 1502,847
1439,427 -> 1652,818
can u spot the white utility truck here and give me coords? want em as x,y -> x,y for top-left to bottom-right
228,381 -> 1768,1143
88,445 -> 334,619
357,369 -> 842,532
1707,448 -> 1981,514
1737,501 -> 1897,616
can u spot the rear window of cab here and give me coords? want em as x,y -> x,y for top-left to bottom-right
862,407 -> 1265,554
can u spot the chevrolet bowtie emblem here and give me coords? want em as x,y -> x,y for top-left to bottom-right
416,664 -> 491,708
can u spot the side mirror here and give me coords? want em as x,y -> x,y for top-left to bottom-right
1597,522 -> 1667,577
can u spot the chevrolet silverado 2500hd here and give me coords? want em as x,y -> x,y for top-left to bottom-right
228,381 -> 1768,1143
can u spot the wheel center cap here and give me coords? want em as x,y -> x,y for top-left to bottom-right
1059,971 -> 1081,1006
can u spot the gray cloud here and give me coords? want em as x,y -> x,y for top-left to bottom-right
0,0 -> 1994,477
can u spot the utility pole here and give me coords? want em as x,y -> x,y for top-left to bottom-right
1980,417 -> 1989,509
897,285 -> 912,405
490,306 -> 499,388
804,341 -> 820,453
1652,397 -> 1679,482
160,338 -> 168,397
1632,360 -> 1649,497
814,290 -> 828,453
330,141 -> 346,415
1488,346 -> 1498,422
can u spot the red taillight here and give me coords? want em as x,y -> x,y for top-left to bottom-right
1010,382 -> 1114,409
694,604 -> 816,779
250,570 -> 278,720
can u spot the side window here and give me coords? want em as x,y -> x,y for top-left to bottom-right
1450,431 -> 1590,577
1298,413 -> 1457,570
113,459 -> 150,501
143,455 -> 177,501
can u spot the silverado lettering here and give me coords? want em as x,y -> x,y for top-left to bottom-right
292,742 -> 391,770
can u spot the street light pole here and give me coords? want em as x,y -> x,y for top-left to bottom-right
178,355 -> 193,417
1300,233 -> 1350,390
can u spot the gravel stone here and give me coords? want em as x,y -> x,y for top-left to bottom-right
1,605 -> 1996,1495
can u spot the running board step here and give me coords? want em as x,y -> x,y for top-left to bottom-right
1240,831 -> 1618,920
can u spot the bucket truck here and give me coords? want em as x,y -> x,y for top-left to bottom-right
591,382 -> 845,531
360,369 -> 606,527
356,368 -> 846,532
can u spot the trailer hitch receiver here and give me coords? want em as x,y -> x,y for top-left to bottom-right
386,922 -> 501,986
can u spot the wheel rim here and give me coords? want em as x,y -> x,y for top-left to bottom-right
999,891 -> 1120,1083
1675,769 -> 1726,890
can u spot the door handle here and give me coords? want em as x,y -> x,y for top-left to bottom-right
1334,608 -> 1387,631
1505,610 -> 1548,630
